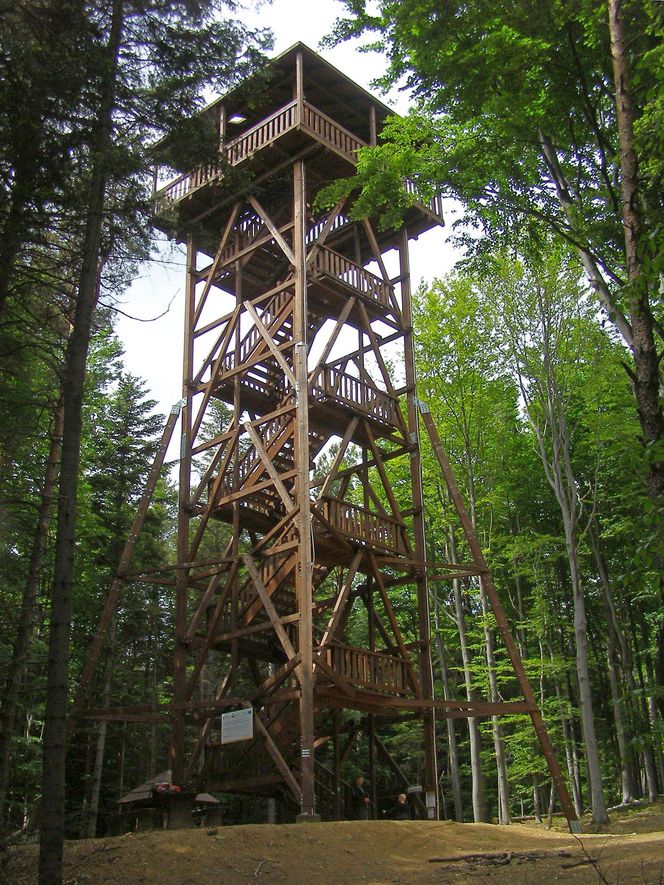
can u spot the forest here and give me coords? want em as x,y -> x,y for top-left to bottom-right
0,1 -> 663,884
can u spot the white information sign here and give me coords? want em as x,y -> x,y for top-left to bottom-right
221,707 -> 254,744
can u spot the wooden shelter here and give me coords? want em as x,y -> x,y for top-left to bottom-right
72,42 -> 578,829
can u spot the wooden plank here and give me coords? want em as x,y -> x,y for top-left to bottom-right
243,298 -> 297,389
312,653 -> 356,698
193,204 -> 240,328
307,296 -> 357,382
419,402 -> 578,826
248,195 -> 296,265
369,551 -> 422,697
243,420 -> 296,512
305,196 -> 347,269
185,546 -> 235,641
253,712 -> 302,803
243,554 -> 298,665
68,402 -> 181,739
317,550 -> 363,651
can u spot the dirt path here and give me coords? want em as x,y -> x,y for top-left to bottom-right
7,807 -> 664,884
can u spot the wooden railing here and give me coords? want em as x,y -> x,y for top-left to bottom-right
156,100 -> 445,224
226,100 -> 298,165
157,99 -> 368,205
311,246 -> 392,310
310,366 -> 398,427
301,103 -> 366,164
221,287 -> 292,375
404,179 -> 445,221
158,101 -> 298,204
324,643 -> 409,694
159,160 -> 222,204
221,212 -> 265,262
319,497 -> 407,555
215,409 -> 294,500
306,211 -> 352,246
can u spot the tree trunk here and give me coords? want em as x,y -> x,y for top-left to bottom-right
431,584 -> 464,821
537,130 -> 635,347
548,642 -> 583,815
516,288 -> 608,825
532,774 -> 542,822
480,585 -> 511,824
0,397 -> 64,838
606,636 -> 637,803
447,526 -> 486,822
38,4 -> 124,882
608,0 -> 664,723
562,517 -> 608,824
587,525 -> 639,801
608,0 -> 664,502
82,622 -> 115,839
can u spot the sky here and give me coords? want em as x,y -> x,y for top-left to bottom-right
115,0 -> 461,417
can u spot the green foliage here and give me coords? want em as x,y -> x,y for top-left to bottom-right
410,245 -> 661,817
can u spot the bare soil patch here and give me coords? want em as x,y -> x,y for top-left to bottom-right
6,803 -> 664,885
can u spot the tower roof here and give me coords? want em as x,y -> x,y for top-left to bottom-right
205,42 -> 396,146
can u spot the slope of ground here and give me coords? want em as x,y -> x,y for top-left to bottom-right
6,802 -> 664,885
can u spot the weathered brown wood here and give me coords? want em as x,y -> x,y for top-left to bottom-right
79,45 -> 569,825
193,203 -> 240,327
253,711 -> 301,802
307,296 -> 357,380
185,663 -> 237,779
68,402 -> 181,737
419,402 -> 579,829
369,552 -> 422,697
305,196 -> 347,269
243,299 -> 297,389
312,653 -> 357,698
317,550 -> 363,651
243,554 -> 298,664
185,543 -> 235,641
248,195 -> 296,265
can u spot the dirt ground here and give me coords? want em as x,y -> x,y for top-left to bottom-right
6,802 -> 664,885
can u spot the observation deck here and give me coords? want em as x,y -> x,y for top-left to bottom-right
152,43 -> 444,259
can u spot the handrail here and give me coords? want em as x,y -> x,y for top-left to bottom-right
226,100 -> 298,166
156,100 -> 444,221
310,366 -> 399,426
220,287 -> 292,374
324,643 -> 408,694
404,179 -> 445,221
311,245 -> 392,310
158,100 -> 298,204
319,496 -> 407,555
301,102 -> 366,164
215,409 -> 293,499
156,99 -> 366,206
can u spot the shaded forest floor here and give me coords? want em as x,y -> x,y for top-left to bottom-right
6,800 -> 664,884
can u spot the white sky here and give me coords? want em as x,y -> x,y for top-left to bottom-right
115,0 -> 461,416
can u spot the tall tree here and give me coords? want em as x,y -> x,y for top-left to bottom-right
33,5 -> 270,882
485,250 -> 610,824
324,0 -> 663,503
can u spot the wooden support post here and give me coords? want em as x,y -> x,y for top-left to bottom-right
419,401 -> 580,832
333,711 -> 342,820
171,236 -> 196,785
253,712 -> 302,803
398,229 -> 439,819
68,401 -> 181,738
293,160 -> 317,820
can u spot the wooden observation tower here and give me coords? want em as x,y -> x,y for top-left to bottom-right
159,43 -> 444,820
73,43 -> 578,828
